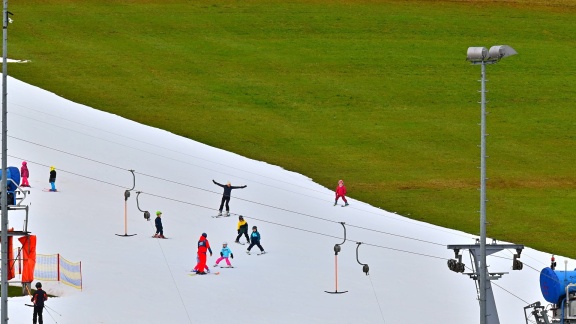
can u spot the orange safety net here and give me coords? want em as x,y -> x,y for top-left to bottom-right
1,230 -> 15,280
18,235 -> 37,283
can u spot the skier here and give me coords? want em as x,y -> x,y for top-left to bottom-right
235,215 -> 250,244
214,242 -> 234,268
48,166 -> 57,192
153,211 -> 165,238
31,281 -> 47,324
20,161 -> 30,187
246,226 -> 265,255
194,233 -> 213,275
212,179 -> 247,216
334,179 -> 348,206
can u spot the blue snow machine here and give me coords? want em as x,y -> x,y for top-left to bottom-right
0,166 -> 22,205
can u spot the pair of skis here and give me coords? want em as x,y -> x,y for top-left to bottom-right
211,212 -> 242,218
189,271 -> 220,276
246,251 -> 267,256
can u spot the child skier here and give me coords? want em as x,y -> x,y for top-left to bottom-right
48,166 -> 57,192
334,179 -> 348,206
235,215 -> 250,244
212,180 -> 247,216
246,226 -> 265,255
31,281 -> 48,324
20,161 -> 30,187
214,242 -> 234,268
194,233 -> 213,275
153,211 -> 165,238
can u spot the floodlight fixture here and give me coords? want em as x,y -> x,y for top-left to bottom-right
488,45 -> 517,61
467,45 -> 517,63
466,47 -> 488,62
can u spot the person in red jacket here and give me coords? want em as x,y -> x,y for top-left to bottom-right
193,233 -> 213,275
334,179 -> 349,206
20,161 -> 30,187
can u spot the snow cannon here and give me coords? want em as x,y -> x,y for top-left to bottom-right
0,166 -> 21,205
540,267 -> 576,304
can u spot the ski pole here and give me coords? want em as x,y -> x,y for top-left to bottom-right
44,305 -> 58,324
45,304 -> 62,316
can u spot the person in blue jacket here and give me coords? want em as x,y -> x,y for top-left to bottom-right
214,242 -> 234,268
246,226 -> 265,255
213,180 -> 247,216
153,211 -> 165,238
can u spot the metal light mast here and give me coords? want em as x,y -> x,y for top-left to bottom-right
1,0 -> 10,322
447,45 -> 521,324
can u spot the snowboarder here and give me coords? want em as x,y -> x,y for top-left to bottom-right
48,166 -> 57,192
235,215 -> 250,244
334,179 -> 348,206
214,242 -> 234,267
153,211 -> 165,238
194,233 -> 213,275
20,161 -> 30,187
212,180 -> 247,216
246,226 -> 265,255
31,281 -> 47,324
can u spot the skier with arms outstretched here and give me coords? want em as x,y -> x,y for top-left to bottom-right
213,180 -> 247,216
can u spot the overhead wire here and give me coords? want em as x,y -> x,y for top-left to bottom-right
8,137 -> 459,248
8,106 -> 476,240
9,153 -> 451,261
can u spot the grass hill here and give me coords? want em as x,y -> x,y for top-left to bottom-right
7,0 -> 576,256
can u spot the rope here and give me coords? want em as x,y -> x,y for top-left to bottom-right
368,274 -> 386,323
152,228 -> 193,324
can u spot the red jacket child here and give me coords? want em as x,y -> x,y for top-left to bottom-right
194,233 -> 213,274
334,180 -> 349,206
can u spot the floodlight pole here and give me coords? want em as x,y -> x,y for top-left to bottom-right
466,45 -> 517,324
479,58 -> 489,324
1,0 -> 9,322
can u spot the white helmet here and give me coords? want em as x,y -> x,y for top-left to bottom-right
223,242 -> 228,245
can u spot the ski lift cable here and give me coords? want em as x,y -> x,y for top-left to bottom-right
491,253 -> 565,287
9,136 -> 126,170
7,148 -> 457,248
6,113 -> 326,195
7,113 -> 476,241
8,155 -> 125,189
8,149 -> 446,246
461,264 -> 532,306
9,105 -> 324,193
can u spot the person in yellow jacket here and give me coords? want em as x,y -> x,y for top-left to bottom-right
235,215 -> 250,244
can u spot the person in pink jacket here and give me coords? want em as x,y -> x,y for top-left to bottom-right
334,179 -> 349,206
20,161 -> 30,187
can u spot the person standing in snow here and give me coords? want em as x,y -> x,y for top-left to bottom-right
214,242 -> 234,268
48,166 -> 57,192
20,161 -> 30,187
246,226 -> 265,255
153,211 -> 165,238
334,179 -> 348,206
212,180 -> 247,216
235,215 -> 250,244
31,281 -> 47,324
194,233 -> 213,275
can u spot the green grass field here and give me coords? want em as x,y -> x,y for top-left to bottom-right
6,0 -> 576,257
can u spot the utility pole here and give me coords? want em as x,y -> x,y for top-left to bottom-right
1,0 -> 10,322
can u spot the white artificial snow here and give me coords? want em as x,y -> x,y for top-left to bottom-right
2,76 -> 560,323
